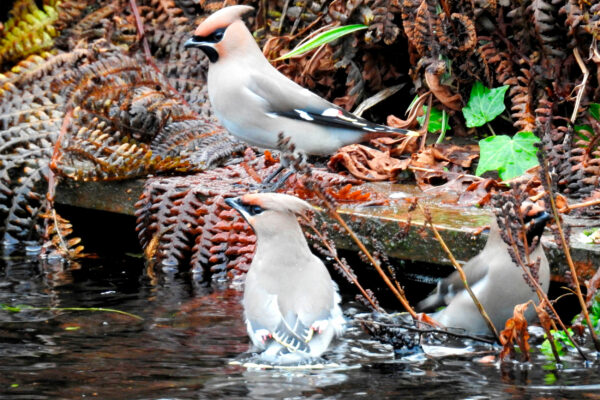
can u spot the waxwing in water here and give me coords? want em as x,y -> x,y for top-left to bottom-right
416,203 -> 551,335
225,193 -> 345,364
184,6 -> 418,157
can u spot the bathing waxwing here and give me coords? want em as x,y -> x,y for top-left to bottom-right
225,193 -> 345,363
184,6 -> 418,157
416,204 -> 551,336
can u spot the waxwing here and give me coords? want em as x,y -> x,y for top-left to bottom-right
416,205 -> 551,335
184,6 -> 418,157
225,193 -> 345,364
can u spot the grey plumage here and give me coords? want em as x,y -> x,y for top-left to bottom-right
226,193 -> 345,363
184,5 -> 417,157
416,215 -> 550,335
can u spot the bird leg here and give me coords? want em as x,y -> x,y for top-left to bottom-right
261,164 -> 285,185
258,167 -> 295,192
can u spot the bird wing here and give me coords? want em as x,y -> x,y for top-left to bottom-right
244,281 -> 315,354
246,71 -> 412,135
271,317 -> 312,353
416,255 -> 490,312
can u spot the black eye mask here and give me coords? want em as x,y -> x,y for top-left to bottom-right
193,28 -> 226,44
184,28 -> 226,63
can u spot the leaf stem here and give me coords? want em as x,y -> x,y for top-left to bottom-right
418,203 -> 501,342
542,160 -> 600,352
436,109 -> 447,143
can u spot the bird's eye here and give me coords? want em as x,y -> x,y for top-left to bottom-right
248,205 -> 264,216
213,29 -> 225,42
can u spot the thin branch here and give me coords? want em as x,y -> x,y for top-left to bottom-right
356,317 -> 496,344
541,159 -> 600,351
417,202 -> 501,343
312,188 -> 417,318
571,48 -> 589,123
301,215 -> 381,312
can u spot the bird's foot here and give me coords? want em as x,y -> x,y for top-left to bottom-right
260,169 -> 294,192
254,329 -> 272,344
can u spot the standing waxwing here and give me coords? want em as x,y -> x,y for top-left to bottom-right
416,205 -> 551,335
184,6 -> 418,157
225,193 -> 345,364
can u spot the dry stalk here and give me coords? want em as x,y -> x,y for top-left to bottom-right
419,94 -> 433,150
417,202 -> 501,342
312,188 -> 417,318
357,317 -> 496,344
537,300 -> 562,364
301,215 -> 381,311
571,48 -> 589,123
560,198 -> 600,212
541,160 -> 600,352
498,199 -> 588,359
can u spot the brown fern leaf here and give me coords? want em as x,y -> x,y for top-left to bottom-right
40,208 -> 87,259
52,52 -> 240,180
0,0 -> 239,246
506,68 -> 536,133
365,0 -> 401,45
0,0 -> 60,67
135,151 -> 370,282
529,0 -> 566,73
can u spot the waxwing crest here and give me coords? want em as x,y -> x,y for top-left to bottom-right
240,193 -> 313,215
193,5 -> 254,37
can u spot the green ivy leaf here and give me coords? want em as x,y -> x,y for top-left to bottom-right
476,131 -> 540,180
275,25 -> 367,60
590,103 -> 600,121
540,337 -> 565,359
417,106 -> 450,133
462,82 -> 509,128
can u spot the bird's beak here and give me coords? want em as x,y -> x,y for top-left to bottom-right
531,210 -> 551,227
225,197 -> 242,212
225,197 -> 251,223
184,37 -> 204,49
184,37 -> 219,63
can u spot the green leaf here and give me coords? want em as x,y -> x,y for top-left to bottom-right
0,303 -> 143,320
275,25 -> 368,60
462,82 -> 509,128
544,372 -> 558,385
540,338 -> 564,359
476,131 -> 540,180
65,326 -> 81,331
574,124 -> 593,134
417,106 -> 450,133
590,103 -> 600,121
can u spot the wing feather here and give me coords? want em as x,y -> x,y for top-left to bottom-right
246,72 -> 413,135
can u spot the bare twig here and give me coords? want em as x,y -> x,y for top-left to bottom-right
571,48 -> 589,123
356,317 -> 496,344
312,188 -> 417,318
420,94 -> 433,150
277,0 -> 290,35
541,159 -> 600,351
301,215 -> 381,311
560,198 -> 600,212
417,202 -> 501,342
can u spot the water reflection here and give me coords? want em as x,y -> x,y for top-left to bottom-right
0,252 -> 598,399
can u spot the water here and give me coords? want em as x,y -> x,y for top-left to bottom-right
0,252 -> 598,399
